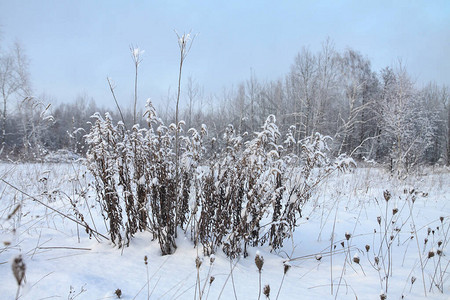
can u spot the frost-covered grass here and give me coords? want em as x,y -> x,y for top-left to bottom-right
0,162 -> 449,299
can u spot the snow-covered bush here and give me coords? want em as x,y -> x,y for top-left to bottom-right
85,104 -> 355,257
85,112 -> 123,246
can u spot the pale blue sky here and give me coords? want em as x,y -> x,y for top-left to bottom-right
1,1 -> 449,109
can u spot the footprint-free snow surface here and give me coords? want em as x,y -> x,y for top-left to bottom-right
1,163 -> 449,299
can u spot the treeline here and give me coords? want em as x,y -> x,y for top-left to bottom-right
164,41 -> 450,172
1,40 -> 449,171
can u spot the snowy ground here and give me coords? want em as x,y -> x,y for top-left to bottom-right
0,162 -> 449,299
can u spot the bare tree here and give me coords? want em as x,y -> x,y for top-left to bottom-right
0,42 -> 30,150
185,76 -> 202,128
314,38 -> 339,135
335,49 -> 378,157
291,48 -> 318,141
247,69 -> 259,132
236,83 -> 246,134
17,95 -> 54,159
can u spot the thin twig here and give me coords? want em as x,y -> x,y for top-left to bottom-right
408,199 -> 427,297
107,77 -> 126,128
218,257 -> 240,300
229,257 -> 238,300
37,246 -> 91,251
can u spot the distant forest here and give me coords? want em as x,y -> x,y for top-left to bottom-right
1,40 -> 449,169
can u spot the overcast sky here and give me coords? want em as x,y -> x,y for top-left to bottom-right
1,0 -> 449,109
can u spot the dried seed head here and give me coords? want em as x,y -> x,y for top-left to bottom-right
345,232 -> 351,241
115,288 -> 122,298
283,263 -> 291,274
263,284 -> 270,298
255,253 -> 264,272
315,254 -> 322,261
374,256 -> 379,265
210,254 -> 215,264
353,253 -> 360,264
340,242 -> 345,248
144,255 -> 148,265
440,216 -> 444,223
12,255 -> 26,286
365,245 -> 370,252
392,207 -> 398,215
438,240 -> 443,247
377,216 -> 381,225
209,276 -> 215,285
411,195 -> 416,203
390,235 -> 394,241
424,238 -> 428,244
411,276 -> 416,284
437,249 -> 442,256
195,257 -> 202,269
427,227 -> 431,235
383,190 -> 391,202
380,292 -> 387,300
428,250 -> 435,259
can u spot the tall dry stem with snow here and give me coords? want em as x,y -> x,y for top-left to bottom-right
130,45 -> 144,125
174,31 -> 195,234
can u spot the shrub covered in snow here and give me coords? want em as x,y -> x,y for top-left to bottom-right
85,101 -> 355,256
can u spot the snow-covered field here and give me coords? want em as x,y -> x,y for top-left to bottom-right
0,162 -> 449,299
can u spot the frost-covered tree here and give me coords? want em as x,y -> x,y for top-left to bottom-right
291,48 -> 318,140
335,49 -> 379,158
377,66 -> 435,175
419,83 -> 449,164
